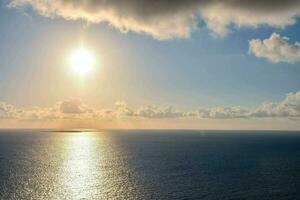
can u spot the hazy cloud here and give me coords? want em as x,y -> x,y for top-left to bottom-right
59,99 -> 90,114
0,102 -> 17,119
195,106 -> 250,119
250,92 -> 300,117
8,0 -> 300,39
136,105 -> 183,119
249,33 -> 300,63
0,92 -> 300,121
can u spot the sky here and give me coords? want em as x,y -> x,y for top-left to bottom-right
0,0 -> 300,130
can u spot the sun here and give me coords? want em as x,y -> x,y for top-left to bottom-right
69,47 -> 95,76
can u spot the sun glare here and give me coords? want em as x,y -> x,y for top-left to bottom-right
69,47 -> 95,76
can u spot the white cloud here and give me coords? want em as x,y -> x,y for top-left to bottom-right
8,0 -> 300,39
0,102 -> 17,119
250,92 -> 300,117
249,33 -> 300,63
1,92 -> 300,121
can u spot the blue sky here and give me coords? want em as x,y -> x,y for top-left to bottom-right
0,1 -> 300,129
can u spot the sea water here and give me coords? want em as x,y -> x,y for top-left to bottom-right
0,130 -> 300,199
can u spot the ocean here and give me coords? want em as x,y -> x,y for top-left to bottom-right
0,130 -> 300,200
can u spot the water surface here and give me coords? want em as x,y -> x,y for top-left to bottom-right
1,130 -> 300,199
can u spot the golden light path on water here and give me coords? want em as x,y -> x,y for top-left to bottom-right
60,131 -> 141,199
63,132 -> 98,199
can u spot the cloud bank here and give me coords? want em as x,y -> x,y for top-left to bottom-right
249,33 -> 300,63
8,0 -> 300,39
1,91 -> 300,121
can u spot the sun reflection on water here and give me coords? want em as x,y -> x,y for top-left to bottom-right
63,132 -> 101,199
58,131 -> 141,199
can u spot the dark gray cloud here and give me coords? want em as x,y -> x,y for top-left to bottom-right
9,0 -> 300,39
